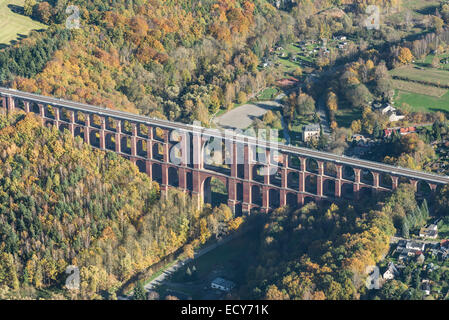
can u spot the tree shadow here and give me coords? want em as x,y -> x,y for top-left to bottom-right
429,107 -> 449,116
7,4 -> 24,15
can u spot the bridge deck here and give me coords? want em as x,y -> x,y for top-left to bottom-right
1,87 -> 449,185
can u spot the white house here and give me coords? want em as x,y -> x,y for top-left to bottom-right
383,262 -> 400,280
303,124 -> 320,141
380,104 -> 405,122
211,277 -> 235,292
420,224 -> 438,239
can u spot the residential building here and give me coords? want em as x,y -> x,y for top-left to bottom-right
303,124 -> 320,141
419,224 -> 438,239
211,277 -> 235,292
383,262 -> 400,280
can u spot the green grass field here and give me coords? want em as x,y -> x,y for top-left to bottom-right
0,0 -> 46,46
390,62 -> 449,113
394,89 -> 449,113
390,65 -> 449,87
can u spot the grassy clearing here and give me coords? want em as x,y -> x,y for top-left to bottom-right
257,87 -> 279,100
390,65 -> 449,87
394,89 -> 449,113
391,79 -> 448,97
0,0 -> 46,46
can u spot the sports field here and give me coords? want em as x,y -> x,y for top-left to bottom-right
0,0 -> 46,46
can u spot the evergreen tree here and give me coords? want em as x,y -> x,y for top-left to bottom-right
401,219 -> 410,238
133,281 -> 146,300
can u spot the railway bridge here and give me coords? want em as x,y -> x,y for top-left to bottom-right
2,87 -> 449,214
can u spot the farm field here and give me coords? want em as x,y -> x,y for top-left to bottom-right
0,0 -> 46,46
394,89 -> 449,113
391,79 -> 448,98
390,65 -> 449,87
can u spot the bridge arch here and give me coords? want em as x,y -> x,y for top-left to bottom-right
152,142 -> 164,161
417,181 -> 431,197
288,155 -> 302,170
323,179 -> 335,197
324,162 -> 337,177
137,139 -> 147,157
105,132 -> 115,151
361,169 -> 374,186
168,167 -> 179,187
269,167 -> 282,187
342,166 -> 355,181
121,136 -> 131,154
287,171 -> 299,191
251,185 -> 262,207
252,165 -> 265,183
269,189 -> 280,208
152,163 -> 162,184
236,182 -> 244,202
202,176 -> 228,207
305,175 -> 317,195
286,192 -> 297,208
306,158 -> 318,174
380,173 -> 393,189
342,182 -> 354,199
136,160 -> 146,173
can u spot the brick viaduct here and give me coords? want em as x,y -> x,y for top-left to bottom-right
2,87 -> 449,215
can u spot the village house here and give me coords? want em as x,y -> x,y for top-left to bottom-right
384,126 -> 417,138
380,104 -> 405,122
383,262 -> 400,280
419,224 -> 438,239
303,124 -> 320,141
211,277 -> 235,292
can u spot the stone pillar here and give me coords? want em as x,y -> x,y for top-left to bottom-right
131,123 -> 137,157
299,157 -> 306,193
68,110 -> 75,136
84,114 -> 90,145
192,133 -> 202,209
161,129 -> 169,190
228,179 -> 237,214
99,117 -> 106,150
317,176 -> 323,197
115,120 -> 121,153
392,176 -> 399,190
24,101 -> 30,113
262,186 -> 269,212
7,96 -> 15,112
242,143 -> 252,214
353,168 -> 361,196
280,156 -> 288,207
230,142 -> 237,178
317,161 -> 324,197
146,160 -> 152,180
410,179 -> 418,191
1,96 -> 6,110
373,172 -> 380,188
297,193 -> 304,206
335,165 -> 342,198
54,107 -> 60,129
38,104 -> 45,125
430,183 -> 437,193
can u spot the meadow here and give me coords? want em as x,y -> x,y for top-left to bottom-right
0,0 -> 46,46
